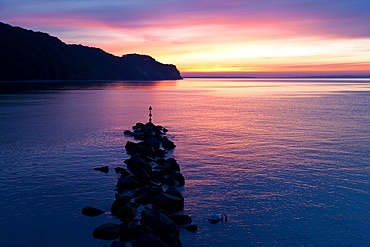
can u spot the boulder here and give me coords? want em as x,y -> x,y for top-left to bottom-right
168,172 -> 185,186
92,223 -> 121,240
116,177 -> 138,190
165,186 -> 184,200
161,137 -> 176,149
123,130 -> 133,135
111,197 -> 138,220
110,240 -> 126,247
81,206 -> 105,217
132,234 -> 170,247
141,209 -> 179,237
125,141 -> 138,152
169,215 -> 192,226
184,224 -> 198,232
132,123 -> 145,130
152,193 -> 184,212
94,166 -> 109,173
119,222 -> 142,243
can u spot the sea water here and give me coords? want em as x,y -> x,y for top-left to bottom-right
0,78 -> 369,247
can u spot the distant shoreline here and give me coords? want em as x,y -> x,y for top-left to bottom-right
184,75 -> 370,79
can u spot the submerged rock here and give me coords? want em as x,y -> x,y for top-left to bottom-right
81,206 -> 105,217
184,224 -> 198,232
94,166 -> 109,173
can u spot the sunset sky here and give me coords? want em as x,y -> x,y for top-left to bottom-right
1,0 -> 370,77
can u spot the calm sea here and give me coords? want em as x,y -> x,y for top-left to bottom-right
0,78 -> 369,247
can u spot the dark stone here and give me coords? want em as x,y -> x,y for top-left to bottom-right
133,168 -> 151,185
165,186 -> 184,200
125,156 -> 152,173
111,197 -> 131,215
169,215 -> 192,226
152,193 -> 184,212
162,233 -> 183,247
119,222 -> 142,243
123,130 -> 133,135
92,223 -> 121,240
132,234 -> 170,247
125,141 -> 138,151
81,206 -> 105,217
115,167 -> 126,173
111,197 -> 138,220
132,123 -> 145,130
166,158 -> 180,172
144,137 -> 161,150
184,224 -> 198,232
110,240 -> 126,247
140,208 -> 179,237
161,137 -> 176,149
94,166 -> 109,173
163,176 -> 178,186
169,172 -> 185,186
116,177 -> 138,190
134,192 -> 151,205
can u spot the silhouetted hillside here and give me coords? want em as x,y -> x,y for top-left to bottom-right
0,22 -> 182,81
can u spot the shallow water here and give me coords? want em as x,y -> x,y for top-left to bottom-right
0,78 -> 369,246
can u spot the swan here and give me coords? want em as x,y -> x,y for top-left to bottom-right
208,213 -> 227,223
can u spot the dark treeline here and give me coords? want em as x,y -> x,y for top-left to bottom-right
0,22 -> 182,81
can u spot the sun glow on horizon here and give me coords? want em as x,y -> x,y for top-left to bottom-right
1,0 -> 370,77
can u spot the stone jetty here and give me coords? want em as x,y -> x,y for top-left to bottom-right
83,107 -> 197,247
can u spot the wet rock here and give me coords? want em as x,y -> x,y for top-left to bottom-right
132,234 -> 170,247
110,240 -> 126,247
164,158 -> 180,173
141,208 -> 179,237
161,136 -> 176,149
81,206 -> 105,217
125,156 -> 152,173
116,177 -> 138,190
152,193 -> 184,212
144,137 -> 161,150
165,186 -> 184,200
168,172 -> 185,186
123,130 -> 133,135
119,222 -> 142,243
163,176 -> 179,186
133,168 -> 151,185
132,122 -> 145,130
111,197 -> 138,220
169,215 -> 192,226
92,223 -> 121,240
125,141 -> 138,152
94,166 -> 109,173
111,197 -> 131,214
184,224 -> 198,232
162,233 -> 183,247
115,167 -> 126,173
134,192 -> 151,205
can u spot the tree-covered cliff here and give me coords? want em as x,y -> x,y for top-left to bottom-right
0,22 -> 182,81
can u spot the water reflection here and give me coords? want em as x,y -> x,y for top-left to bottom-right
0,80 -> 178,93
0,78 -> 369,246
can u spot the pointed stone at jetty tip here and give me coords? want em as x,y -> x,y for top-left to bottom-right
149,106 -> 153,123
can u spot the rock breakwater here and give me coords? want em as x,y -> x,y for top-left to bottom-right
83,108 -> 196,247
